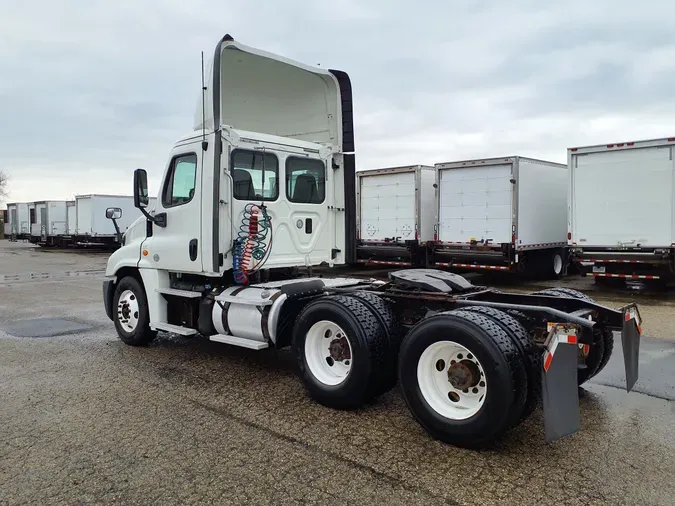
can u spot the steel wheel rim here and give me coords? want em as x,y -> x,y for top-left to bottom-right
117,289 -> 140,332
553,254 -> 563,275
417,341 -> 487,420
304,320 -> 353,386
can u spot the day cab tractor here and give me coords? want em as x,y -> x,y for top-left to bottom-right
102,34 -> 643,449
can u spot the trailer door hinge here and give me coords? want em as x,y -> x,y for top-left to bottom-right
331,248 -> 341,260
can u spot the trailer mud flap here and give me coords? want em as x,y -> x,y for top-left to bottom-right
542,325 -> 580,443
621,306 -> 642,392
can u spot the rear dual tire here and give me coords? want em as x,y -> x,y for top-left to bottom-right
533,288 -> 614,385
291,294 -> 398,410
398,309 -> 529,449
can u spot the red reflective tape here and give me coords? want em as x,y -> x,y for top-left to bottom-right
356,259 -> 411,266
591,273 -> 659,279
543,352 -> 553,372
567,335 -> 578,345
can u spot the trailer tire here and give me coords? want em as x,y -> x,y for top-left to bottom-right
112,276 -> 157,346
347,291 -> 402,394
398,309 -> 526,449
548,249 -> 565,280
292,295 -> 392,410
532,288 -> 610,384
463,306 -> 540,424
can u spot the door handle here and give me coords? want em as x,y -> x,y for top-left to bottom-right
189,239 -> 198,261
305,218 -> 312,234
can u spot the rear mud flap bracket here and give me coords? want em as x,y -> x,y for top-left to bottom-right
542,324 -> 580,443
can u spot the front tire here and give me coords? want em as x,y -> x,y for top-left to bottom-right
112,276 -> 157,346
292,295 -> 393,410
398,310 -> 527,449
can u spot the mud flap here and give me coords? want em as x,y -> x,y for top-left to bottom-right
541,325 -> 580,443
622,306 -> 642,392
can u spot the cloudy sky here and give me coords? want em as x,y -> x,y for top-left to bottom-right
1,0 -> 674,206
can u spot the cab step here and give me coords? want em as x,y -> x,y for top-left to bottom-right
152,322 -> 198,336
156,288 -> 203,298
209,334 -> 269,350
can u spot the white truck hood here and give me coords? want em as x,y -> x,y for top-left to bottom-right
194,35 -> 345,151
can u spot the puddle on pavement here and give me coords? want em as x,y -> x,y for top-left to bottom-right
0,317 -> 93,338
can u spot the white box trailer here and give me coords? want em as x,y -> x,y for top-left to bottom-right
30,200 -> 68,244
74,194 -> 157,245
6,202 -> 33,239
355,165 -> 435,267
568,136 -> 675,282
66,200 -> 76,235
2,209 -> 8,237
433,156 -> 568,278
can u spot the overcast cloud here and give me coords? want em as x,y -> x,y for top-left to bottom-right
1,0 -> 674,205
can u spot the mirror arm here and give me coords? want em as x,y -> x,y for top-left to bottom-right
139,207 -> 167,228
110,218 -> 122,243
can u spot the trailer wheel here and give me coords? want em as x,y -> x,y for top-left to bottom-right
548,249 -> 565,279
398,310 -> 526,449
346,291 -> 402,394
532,288 -> 612,384
292,295 -> 392,410
462,306 -> 540,424
112,276 -> 157,346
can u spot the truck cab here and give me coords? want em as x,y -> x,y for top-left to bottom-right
105,34 -> 356,319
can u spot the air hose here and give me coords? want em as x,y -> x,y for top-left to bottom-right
232,203 -> 272,284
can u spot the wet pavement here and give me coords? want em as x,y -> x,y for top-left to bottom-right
1,241 -> 675,505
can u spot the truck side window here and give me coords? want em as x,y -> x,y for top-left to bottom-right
162,153 -> 198,207
286,157 -> 325,204
231,150 -> 279,201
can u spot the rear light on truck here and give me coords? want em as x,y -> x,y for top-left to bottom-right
568,232 -> 572,240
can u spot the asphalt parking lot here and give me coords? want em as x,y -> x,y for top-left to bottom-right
1,240 -> 674,505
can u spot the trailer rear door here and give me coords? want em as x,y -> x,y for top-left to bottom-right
437,164 -> 513,244
359,170 -> 416,241
571,145 -> 674,246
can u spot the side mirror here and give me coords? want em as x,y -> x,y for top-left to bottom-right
105,207 -> 122,220
134,168 -> 149,208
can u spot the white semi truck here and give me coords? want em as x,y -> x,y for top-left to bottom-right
102,34 -> 643,449
568,136 -> 675,284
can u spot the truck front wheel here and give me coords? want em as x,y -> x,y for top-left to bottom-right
112,276 -> 157,346
292,295 -> 392,410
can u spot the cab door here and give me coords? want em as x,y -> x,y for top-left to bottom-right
284,156 -> 331,262
139,140 -> 204,273
228,149 -> 331,268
